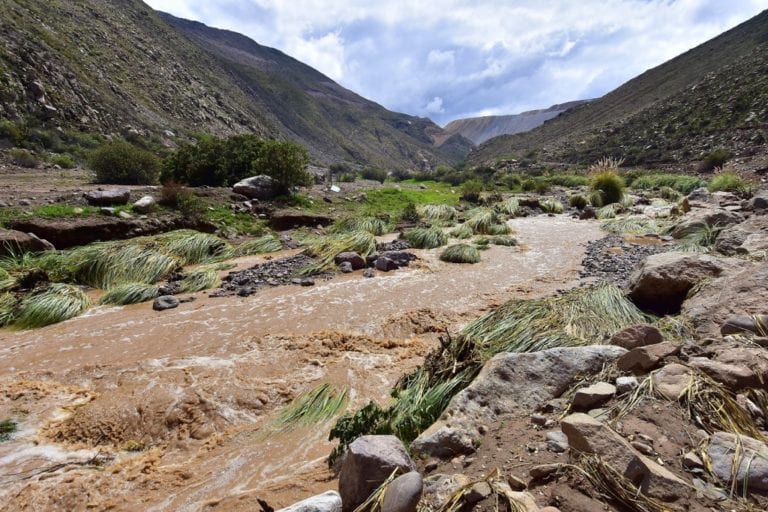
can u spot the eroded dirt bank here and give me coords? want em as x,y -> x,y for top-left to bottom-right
0,216 -> 602,511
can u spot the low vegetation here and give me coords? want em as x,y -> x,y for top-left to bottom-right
302,231 -> 377,275
629,173 -> 706,194
90,140 -> 161,185
589,158 -> 626,206
14,283 -> 91,329
99,282 -> 160,306
400,227 -> 448,249
233,235 -> 283,256
708,170 -> 752,195
439,244 -> 481,264
330,216 -> 388,236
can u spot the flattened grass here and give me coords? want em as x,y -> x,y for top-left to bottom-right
301,230 -> 376,275
271,383 -> 348,431
99,282 -> 160,305
463,282 -> 646,355
233,235 -> 282,256
330,216 -> 388,236
440,244 -> 481,264
400,227 -> 448,249
178,269 -> 220,292
14,283 -> 91,329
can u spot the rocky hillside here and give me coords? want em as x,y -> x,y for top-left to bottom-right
471,9 -> 768,168
442,101 -> 587,145
0,0 -> 468,168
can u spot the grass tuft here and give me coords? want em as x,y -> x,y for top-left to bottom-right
15,284 -> 91,329
302,230 -> 376,275
495,198 -> 522,217
0,293 -> 18,327
400,227 -> 448,249
272,383 -> 348,430
440,244 -> 481,264
541,198 -> 564,214
449,224 -> 473,239
419,204 -> 457,223
708,170 -> 753,195
675,224 -> 722,253
464,282 -> 646,355
489,235 -> 518,246
99,282 -> 160,305
178,269 -> 220,293
602,216 -> 674,235
330,216 -> 388,236
631,174 -> 706,195
233,235 -> 282,256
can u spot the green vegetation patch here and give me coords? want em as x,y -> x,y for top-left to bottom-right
302,230 -> 377,275
15,283 -> 91,329
330,216 -> 388,236
178,268 -> 220,293
708,171 -> 752,195
99,282 -> 160,306
400,227 -> 448,249
630,174 -> 706,195
0,419 -> 17,442
233,235 -> 283,256
439,244 -> 481,264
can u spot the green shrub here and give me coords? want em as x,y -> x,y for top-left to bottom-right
698,148 -> 731,173
162,134 -> 265,186
546,174 -> 589,188
708,171 -> 752,195
521,178 -> 549,194
630,174 -> 705,194
91,141 -> 161,184
50,154 -> 76,169
0,120 -> 26,145
401,227 -> 448,249
360,167 -> 388,183
569,194 -> 588,209
10,149 -> 40,168
460,179 -> 484,203
251,140 -> 312,194
440,244 -> 481,264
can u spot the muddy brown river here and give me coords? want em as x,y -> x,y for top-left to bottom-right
0,216 -> 602,511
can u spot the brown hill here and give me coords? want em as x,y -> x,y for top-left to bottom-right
471,9 -> 768,169
0,0 -> 468,168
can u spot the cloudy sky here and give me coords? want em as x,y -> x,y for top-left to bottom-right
145,0 -> 768,126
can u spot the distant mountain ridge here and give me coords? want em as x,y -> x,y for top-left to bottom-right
443,100 -> 588,145
0,0 -> 469,168
471,9 -> 768,167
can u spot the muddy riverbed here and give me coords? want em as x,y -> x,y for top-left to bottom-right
0,216 -> 602,511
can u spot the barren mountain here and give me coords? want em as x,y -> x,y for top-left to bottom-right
0,0 -> 469,168
471,9 -> 768,168
443,101 -> 587,145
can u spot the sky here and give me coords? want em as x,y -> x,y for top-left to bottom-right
145,0 -> 768,126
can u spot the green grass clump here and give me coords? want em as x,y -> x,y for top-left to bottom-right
449,224 -> 473,239
596,203 -> 625,219
658,186 -> 682,202
440,244 -> 481,264
494,198 -> 522,217
63,243 -> 180,289
708,171 -> 752,195
546,174 -> 590,187
0,268 -> 14,291
675,224 -> 722,253
233,235 -> 283,256
541,199 -> 564,214
569,194 -> 588,209
590,171 -> 625,205
489,235 -> 518,246
271,384 -> 348,431
14,284 -> 91,329
99,283 -> 160,306
465,208 -> 510,235
419,204 -> 457,223
330,216 -> 388,236
631,174 -> 706,195
602,216 -> 674,235
0,419 -> 17,442
0,293 -> 18,327
302,230 -> 377,275
154,230 -> 234,264
178,269 -> 220,292
400,227 -> 448,249
463,282 -> 646,355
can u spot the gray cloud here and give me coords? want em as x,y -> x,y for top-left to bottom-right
146,0 -> 768,125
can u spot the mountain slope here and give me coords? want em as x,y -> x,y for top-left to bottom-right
0,0 -> 467,168
471,9 -> 768,166
443,101 -> 587,145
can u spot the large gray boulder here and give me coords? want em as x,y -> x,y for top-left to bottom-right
232,175 -> 280,200
84,189 -> 131,206
627,251 -> 744,315
381,471 -> 423,512
410,345 -> 626,458
683,262 -> 768,336
339,435 -> 416,512
670,209 -> 743,239
707,432 -> 768,492
278,491 -> 342,512
714,215 -> 768,258
334,252 -> 366,270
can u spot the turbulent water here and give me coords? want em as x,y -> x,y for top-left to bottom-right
0,216 -> 602,511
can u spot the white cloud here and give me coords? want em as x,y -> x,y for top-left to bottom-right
425,96 -> 445,114
145,0 -> 768,124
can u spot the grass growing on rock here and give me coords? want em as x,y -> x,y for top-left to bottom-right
439,244 -> 481,263
14,283 -> 91,329
99,282 -> 160,306
400,227 -> 448,249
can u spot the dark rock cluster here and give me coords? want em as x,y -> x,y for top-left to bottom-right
579,234 -> 671,286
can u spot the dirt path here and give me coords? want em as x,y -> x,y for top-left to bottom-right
0,216 -> 602,511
